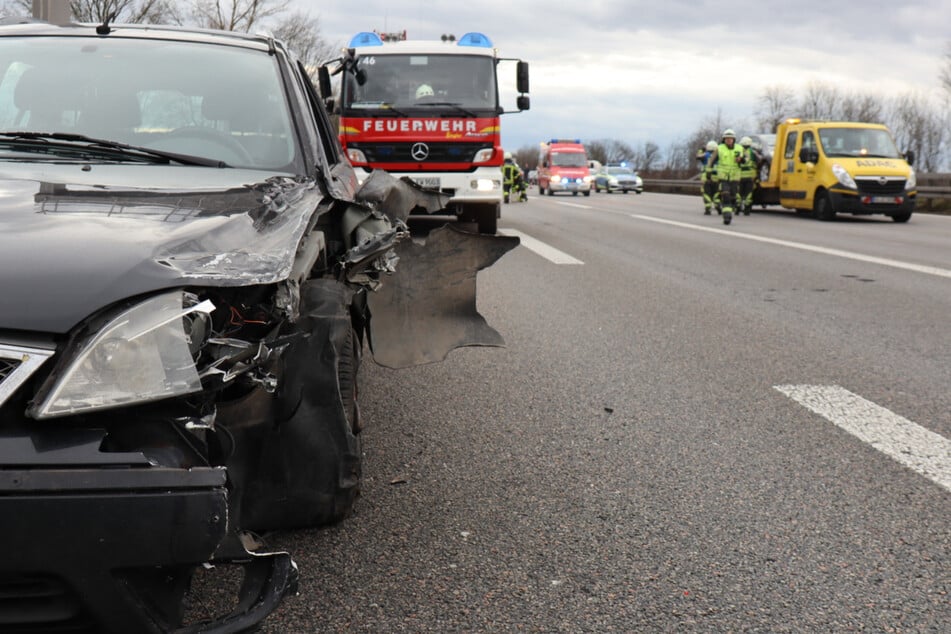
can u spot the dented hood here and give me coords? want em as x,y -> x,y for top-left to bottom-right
0,162 -> 324,333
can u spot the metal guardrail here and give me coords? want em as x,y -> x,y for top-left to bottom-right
642,174 -> 951,212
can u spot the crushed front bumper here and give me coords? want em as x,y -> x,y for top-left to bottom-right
0,430 -> 296,633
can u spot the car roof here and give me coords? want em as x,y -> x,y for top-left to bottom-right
0,18 -> 276,53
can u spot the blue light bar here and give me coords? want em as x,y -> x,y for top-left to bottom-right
457,32 -> 492,48
349,32 -> 383,47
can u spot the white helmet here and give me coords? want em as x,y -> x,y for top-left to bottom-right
705,140 -> 717,151
415,84 -> 434,99
722,128 -> 736,140
740,136 -> 752,147
504,151 -> 513,160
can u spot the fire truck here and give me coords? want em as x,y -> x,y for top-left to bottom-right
319,31 -> 530,234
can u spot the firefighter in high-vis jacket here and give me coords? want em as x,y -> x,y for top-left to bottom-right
697,140 -> 719,215
502,152 -> 527,203
737,136 -> 759,216
708,129 -> 745,225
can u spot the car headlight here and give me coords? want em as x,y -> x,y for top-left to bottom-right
551,175 -> 562,183
33,291 -> 214,418
906,168 -> 916,190
832,163 -> 857,189
608,178 -> 618,186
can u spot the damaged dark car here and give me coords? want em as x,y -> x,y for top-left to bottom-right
0,19 -> 516,632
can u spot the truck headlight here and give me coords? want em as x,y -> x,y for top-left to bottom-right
472,148 -> 494,163
832,163 -> 857,189
906,168 -> 916,190
33,292 -> 214,418
346,148 -> 367,164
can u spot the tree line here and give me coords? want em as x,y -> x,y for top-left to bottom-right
10,3 -> 949,177
514,74 -> 951,178
3,0 -> 337,73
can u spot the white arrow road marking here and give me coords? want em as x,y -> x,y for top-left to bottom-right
498,229 -> 584,265
629,214 -> 951,279
775,385 -> 951,492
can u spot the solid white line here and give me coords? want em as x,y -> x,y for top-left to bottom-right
775,384 -> 951,492
497,229 -> 584,265
556,201 -> 593,209
629,214 -> 951,279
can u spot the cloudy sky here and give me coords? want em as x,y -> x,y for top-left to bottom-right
297,0 -> 949,154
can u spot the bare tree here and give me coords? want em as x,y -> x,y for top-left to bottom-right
513,145 -> 538,171
7,0 -> 180,22
940,42 -> 951,103
584,139 -> 608,165
272,11 -> 337,74
191,0 -> 287,32
839,92 -> 883,123
798,80 -> 841,120
755,85 -> 795,131
632,141 -> 660,174
887,92 -> 947,172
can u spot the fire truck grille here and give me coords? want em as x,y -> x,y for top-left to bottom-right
854,177 -> 906,196
351,142 -> 493,166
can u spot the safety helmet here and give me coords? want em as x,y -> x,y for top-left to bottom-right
504,151 -> 513,160
722,129 -> 736,140
415,84 -> 434,99
705,141 -> 717,151
740,136 -> 752,147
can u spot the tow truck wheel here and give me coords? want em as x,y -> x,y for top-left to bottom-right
814,192 -> 836,221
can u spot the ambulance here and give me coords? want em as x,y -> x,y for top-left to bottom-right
537,139 -> 592,196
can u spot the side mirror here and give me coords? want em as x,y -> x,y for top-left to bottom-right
516,61 -> 529,94
317,65 -> 332,99
904,149 -> 915,166
516,95 -> 530,111
799,147 -> 818,164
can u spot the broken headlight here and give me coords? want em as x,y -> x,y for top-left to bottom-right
32,291 -> 215,419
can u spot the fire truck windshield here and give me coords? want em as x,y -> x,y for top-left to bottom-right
343,54 -> 498,114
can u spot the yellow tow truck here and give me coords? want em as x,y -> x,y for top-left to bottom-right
754,118 -> 917,222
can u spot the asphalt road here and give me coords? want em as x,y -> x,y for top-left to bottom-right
259,192 -> 950,632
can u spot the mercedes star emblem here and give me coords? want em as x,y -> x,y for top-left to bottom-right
411,142 -> 429,161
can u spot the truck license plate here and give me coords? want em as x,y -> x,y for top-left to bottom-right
412,177 -> 440,189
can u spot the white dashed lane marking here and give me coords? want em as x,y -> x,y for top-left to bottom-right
629,214 -> 951,279
775,385 -> 951,492
498,229 -> 584,265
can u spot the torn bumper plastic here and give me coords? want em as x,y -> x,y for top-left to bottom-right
0,430 -> 296,633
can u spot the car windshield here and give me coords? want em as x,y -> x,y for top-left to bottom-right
818,127 -> 902,159
0,36 -> 297,170
607,167 -> 634,175
551,152 -> 586,167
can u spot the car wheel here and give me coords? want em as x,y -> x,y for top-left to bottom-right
814,192 -> 836,221
891,211 -> 912,223
230,280 -> 363,531
547,186 -> 554,196
583,190 -> 590,197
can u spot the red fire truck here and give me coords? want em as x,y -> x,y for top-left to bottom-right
319,31 -> 530,234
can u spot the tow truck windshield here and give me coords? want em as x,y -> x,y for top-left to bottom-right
819,127 -> 903,159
